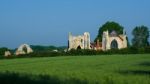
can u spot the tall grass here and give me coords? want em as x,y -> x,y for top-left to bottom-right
0,54 -> 150,84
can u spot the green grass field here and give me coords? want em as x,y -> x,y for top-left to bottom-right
0,54 -> 150,84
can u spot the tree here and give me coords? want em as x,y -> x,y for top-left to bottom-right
95,21 -> 124,42
132,26 -> 149,48
0,47 -> 9,56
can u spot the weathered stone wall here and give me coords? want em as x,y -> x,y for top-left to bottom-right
15,44 -> 33,55
68,32 -> 91,50
102,30 -> 127,51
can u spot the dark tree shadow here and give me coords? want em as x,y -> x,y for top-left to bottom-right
0,71 -> 88,84
118,61 -> 150,75
138,62 -> 150,66
118,70 -> 150,75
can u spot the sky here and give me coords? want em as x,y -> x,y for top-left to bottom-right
0,0 -> 150,49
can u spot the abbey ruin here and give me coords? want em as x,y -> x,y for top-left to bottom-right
15,44 -> 33,55
68,30 -> 127,51
68,32 -> 91,50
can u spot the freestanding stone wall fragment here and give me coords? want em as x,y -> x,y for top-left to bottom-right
15,44 -> 33,55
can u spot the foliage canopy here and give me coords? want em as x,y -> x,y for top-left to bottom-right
95,21 -> 124,41
132,26 -> 149,48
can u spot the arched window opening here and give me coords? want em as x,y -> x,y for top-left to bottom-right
111,39 -> 118,49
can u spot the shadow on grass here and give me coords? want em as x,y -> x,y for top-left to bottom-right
138,62 -> 150,66
0,71 -> 88,84
118,61 -> 150,75
118,70 -> 150,75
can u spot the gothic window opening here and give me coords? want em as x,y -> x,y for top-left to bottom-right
23,46 -> 28,53
111,39 -> 118,49
77,45 -> 81,50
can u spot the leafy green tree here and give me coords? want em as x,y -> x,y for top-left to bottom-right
132,26 -> 149,48
95,21 -> 124,41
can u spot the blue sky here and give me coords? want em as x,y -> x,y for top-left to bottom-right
0,0 -> 150,49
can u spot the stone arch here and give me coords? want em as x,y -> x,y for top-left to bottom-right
111,39 -> 118,49
22,46 -> 28,53
77,45 -> 81,50
15,44 -> 33,55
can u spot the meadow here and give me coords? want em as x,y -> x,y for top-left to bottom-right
0,54 -> 150,84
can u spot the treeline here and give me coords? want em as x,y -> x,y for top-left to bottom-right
0,45 -> 67,58
30,45 -> 67,52
0,46 -> 150,59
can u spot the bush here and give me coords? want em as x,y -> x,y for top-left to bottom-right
0,47 -> 9,56
145,46 -> 150,53
1,46 -> 150,59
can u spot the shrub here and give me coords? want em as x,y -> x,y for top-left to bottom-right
1,46 -> 150,59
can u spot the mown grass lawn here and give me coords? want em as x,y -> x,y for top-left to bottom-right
0,54 -> 150,84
